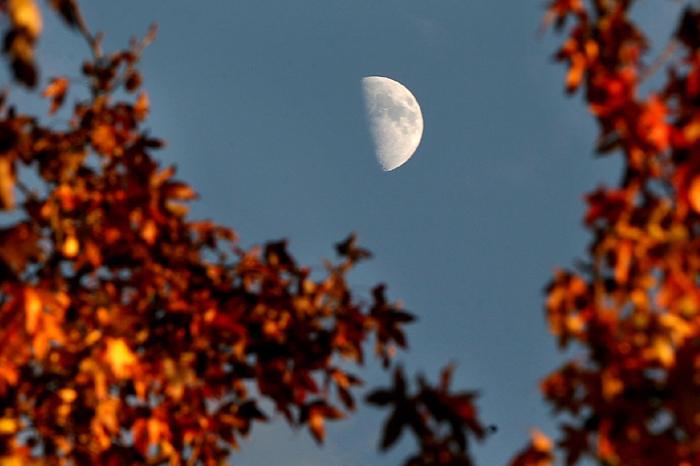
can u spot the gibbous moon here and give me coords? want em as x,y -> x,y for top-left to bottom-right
361,76 -> 424,171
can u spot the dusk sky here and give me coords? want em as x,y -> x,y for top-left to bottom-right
18,1 -> 683,464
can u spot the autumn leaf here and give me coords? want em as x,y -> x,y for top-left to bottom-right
689,175 -> 700,213
134,91 -> 149,120
61,235 -> 79,258
530,430 -> 551,452
58,388 -> 77,403
163,181 -> 197,201
23,286 -> 41,333
0,157 -> 15,210
638,96 -> 670,151
565,54 -> 585,93
48,0 -> 82,28
140,219 -> 157,244
104,338 -> 137,378
0,364 -> 18,387
8,0 -> 42,39
308,408 -> 325,443
5,29 -> 38,87
380,407 -> 406,450
647,337 -> 675,367
0,417 -> 18,435
508,429 -> 554,466
42,77 -> 69,114
131,418 -> 149,454
614,240 -> 632,284
91,124 -> 117,155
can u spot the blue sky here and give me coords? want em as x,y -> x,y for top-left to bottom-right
20,1 -> 683,464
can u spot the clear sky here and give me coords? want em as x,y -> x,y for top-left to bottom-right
22,1 -> 682,464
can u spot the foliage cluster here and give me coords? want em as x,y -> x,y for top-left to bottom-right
3,1 -> 700,465
0,1 -> 485,464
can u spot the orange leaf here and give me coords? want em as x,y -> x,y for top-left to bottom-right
132,418 -> 148,454
308,409 -> 325,443
32,332 -> 48,359
689,175 -> 700,214
648,337 -> 675,367
163,182 -> 197,201
597,421 -> 617,462
140,220 -> 157,244
105,338 -> 137,378
0,417 -> 19,434
614,240 -> 632,284
23,287 -> 42,333
83,241 -> 102,267
58,388 -> 77,403
601,371 -> 623,400
91,124 -> 117,155
8,0 -> 42,39
61,236 -> 79,258
134,91 -> 149,120
0,157 -> 15,210
565,54 -> 585,92
42,77 -> 69,114
639,96 -> 670,151
531,429 -> 552,452
148,418 -> 170,446
0,364 -> 18,386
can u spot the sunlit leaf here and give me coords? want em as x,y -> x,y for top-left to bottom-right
689,175 -> 700,213
42,77 -> 69,114
0,157 -> 14,210
105,338 -> 137,378
91,124 -> 116,155
8,0 -> 42,39
0,417 -> 18,434
23,287 -> 41,333
134,91 -> 149,120
61,235 -> 79,258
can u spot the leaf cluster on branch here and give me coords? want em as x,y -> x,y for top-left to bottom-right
0,1 -> 488,465
367,365 -> 490,466
510,1 -> 700,465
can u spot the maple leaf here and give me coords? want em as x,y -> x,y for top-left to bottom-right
23,287 -> 41,333
335,232 -> 372,262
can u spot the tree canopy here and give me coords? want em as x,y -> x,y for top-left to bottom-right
0,1 -> 485,465
2,1 -> 700,465
511,1 -> 700,465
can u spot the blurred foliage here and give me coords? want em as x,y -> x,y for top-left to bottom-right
510,1 -> 700,465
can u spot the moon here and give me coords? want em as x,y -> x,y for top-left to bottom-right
361,76 -> 424,171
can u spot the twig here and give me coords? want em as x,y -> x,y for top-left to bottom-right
640,40 -> 678,83
68,3 -> 103,60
